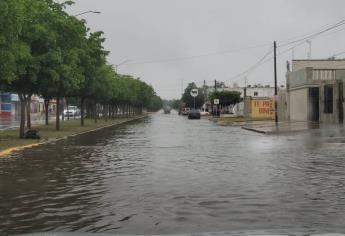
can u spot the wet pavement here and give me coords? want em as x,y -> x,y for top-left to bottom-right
242,121 -> 322,134
1,112 -> 345,235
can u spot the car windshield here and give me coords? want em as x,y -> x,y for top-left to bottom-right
1,1 -> 345,236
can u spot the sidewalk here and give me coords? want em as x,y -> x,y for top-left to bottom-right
242,121 -> 321,134
0,115 -> 147,157
0,115 -> 75,130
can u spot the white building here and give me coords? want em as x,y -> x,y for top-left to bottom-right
208,86 -> 276,98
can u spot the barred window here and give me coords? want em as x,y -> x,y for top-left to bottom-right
324,85 -> 333,114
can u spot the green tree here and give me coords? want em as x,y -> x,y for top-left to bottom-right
209,90 -> 241,106
0,0 -> 24,88
181,83 -> 204,108
78,31 -> 107,126
147,95 -> 163,112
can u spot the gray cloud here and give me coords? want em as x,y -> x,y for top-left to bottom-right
69,0 -> 345,99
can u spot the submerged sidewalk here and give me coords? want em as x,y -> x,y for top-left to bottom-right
0,115 -> 147,157
242,121 -> 321,134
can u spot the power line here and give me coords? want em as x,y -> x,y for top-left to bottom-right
227,46 -> 274,83
226,19 -> 345,85
122,18 -> 345,67
121,43 -> 271,66
278,19 -> 345,48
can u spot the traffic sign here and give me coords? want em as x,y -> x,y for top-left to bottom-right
190,89 -> 198,97
214,99 -> 219,105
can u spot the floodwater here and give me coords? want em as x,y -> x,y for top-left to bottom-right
1,112 -> 345,235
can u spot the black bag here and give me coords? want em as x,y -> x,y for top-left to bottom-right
24,130 -> 40,139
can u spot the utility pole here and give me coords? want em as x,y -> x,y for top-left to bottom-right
274,41 -> 278,125
181,79 -> 184,97
214,80 -> 219,117
244,76 -> 247,98
203,80 -> 206,111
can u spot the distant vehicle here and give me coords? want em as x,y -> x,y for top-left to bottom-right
181,107 -> 190,116
63,106 -> 80,117
163,105 -> 172,114
188,109 -> 201,119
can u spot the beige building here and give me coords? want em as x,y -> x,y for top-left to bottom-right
287,59 -> 345,123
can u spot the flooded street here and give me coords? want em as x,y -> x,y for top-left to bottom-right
2,112 -> 345,235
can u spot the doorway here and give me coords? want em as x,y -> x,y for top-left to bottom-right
339,82 -> 344,123
309,87 -> 319,122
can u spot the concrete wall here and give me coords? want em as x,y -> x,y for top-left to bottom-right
336,69 -> 345,80
244,97 -> 251,117
289,88 -> 308,121
287,62 -> 345,124
287,68 -> 314,89
278,89 -> 287,121
292,60 -> 345,72
211,87 -> 276,98
244,97 -> 274,119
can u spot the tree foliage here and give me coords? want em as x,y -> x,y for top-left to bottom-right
181,83 -> 204,108
209,90 -> 241,106
1,0 -> 162,137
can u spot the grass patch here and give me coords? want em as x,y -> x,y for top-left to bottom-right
0,117 -> 142,152
213,116 -> 274,126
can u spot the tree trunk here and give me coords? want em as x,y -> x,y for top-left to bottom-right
66,99 -> 69,120
81,97 -> 85,126
61,98 -> 65,122
44,99 -> 49,125
19,94 -> 26,139
26,95 -> 31,129
56,96 -> 60,131
108,105 -> 111,120
94,102 -> 97,123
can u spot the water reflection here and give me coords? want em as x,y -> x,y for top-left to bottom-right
1,112 -> 345,234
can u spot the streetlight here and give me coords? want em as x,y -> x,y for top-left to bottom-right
74,11 -> 101,17
115,60 -> 131,73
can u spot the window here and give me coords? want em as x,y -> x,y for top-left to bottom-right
254,91 -> 258,96
324,85 -> 333,113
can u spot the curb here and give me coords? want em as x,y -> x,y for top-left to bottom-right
241,126 -> 268,134
0,115 -> 147,158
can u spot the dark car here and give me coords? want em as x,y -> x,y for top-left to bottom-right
188,109 -> 201,120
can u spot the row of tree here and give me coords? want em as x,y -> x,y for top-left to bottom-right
0,0 -> 162,138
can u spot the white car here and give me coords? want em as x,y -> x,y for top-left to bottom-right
63,106 -> 80,117
200,111 -> 210,116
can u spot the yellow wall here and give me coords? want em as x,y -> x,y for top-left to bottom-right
250,99 -> 274,119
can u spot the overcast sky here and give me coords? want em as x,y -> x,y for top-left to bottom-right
67,0 -> 345,99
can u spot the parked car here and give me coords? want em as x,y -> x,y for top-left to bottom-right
63,106 -> 80,117
188,109 -> 201,120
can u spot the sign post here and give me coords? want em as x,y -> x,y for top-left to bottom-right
190,89 -> 198,109
214,99 -> 220,117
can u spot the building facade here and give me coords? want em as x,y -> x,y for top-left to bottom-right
208,86 -> 276,99
0,93 -> 48,117
0,93 -> 20,117
287,59 -> 345,123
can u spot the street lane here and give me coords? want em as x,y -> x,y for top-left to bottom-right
1,112 -> 345,234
